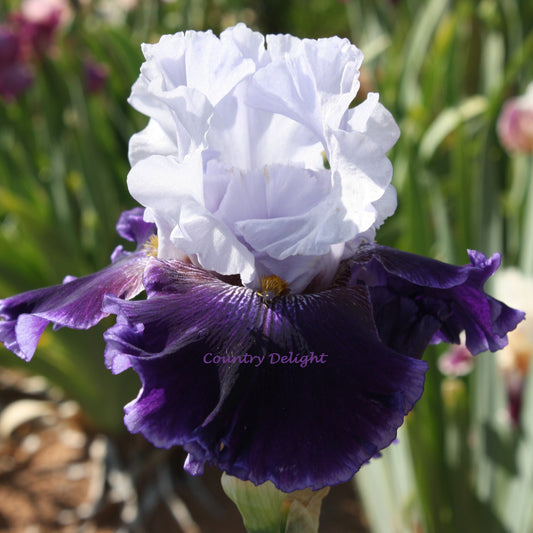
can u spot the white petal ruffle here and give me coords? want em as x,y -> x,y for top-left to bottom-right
127,23 -> 400,293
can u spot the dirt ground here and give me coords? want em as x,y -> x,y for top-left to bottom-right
0,369 -> 369,532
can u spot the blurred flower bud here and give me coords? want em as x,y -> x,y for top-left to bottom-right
497,83 -> 533,154
20,0 -> 72,26
0,26 -> 33,101
438,340 -> 475,377
10,0 -> 71,60
84,58 -> 108,94
0,27 -> 19,64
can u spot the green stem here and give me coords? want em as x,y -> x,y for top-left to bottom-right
520,156 -> 533,274
221,474 -> 328,533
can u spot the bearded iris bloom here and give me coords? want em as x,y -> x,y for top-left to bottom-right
0,24 -> 525,493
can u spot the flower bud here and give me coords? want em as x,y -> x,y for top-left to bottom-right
497,83 -> 533,154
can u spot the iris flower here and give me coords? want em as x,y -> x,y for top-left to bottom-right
0,24 -> 524,493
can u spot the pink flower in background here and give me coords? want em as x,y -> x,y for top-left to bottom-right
0,0 -> 69,101
438,341 -> 475,377
11,14 -> 59,60
7,0 -> 71,61
20,0 -> 72,25
497,83 -> 533,154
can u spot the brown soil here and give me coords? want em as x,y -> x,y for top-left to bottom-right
0,369 -> 369,532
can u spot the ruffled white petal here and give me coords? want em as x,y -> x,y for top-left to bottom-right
171,200 -> 256,284
128,27 -> 260,164
247,35 -> 363,142
220,23 -> 267,68
128,153 -> 204,260
218,164 -> 351,261
128,153 -> 256,284
207,83 -> 323,171
345,93 -> 401,152
252,243 -> 345,293
130,29 -> 256,110
126,25 -> 400,292
129,119 -> 178,167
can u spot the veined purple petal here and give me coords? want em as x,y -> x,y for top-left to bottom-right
103,258 -> 427,492
0,254 -> 148,361
0,208 -> 155,361
350,244 -> 525,356
0,313 -> 48,362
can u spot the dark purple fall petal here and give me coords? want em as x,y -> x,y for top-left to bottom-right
0,254 -> 148,361
103,258 -> 428,492
0,208 -> 155,361
350,244 -> 525,357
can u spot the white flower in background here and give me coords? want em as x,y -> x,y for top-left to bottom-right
127,23 -> 399,293
87,0 -> 138,25
494,268 -> 533,423
494,269 -> 533,374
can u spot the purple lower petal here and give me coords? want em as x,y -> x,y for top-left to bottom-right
350,244 -> 525,356
0,314 -> 48,362
0,207 -> 155,362
0,253 -> 148,361
104,259 -> 427,492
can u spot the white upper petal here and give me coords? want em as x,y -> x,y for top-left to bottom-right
247,35 -> 363,144
252,244 -> 345,293
127,153 -> 256,283
171,200 -> 256,284
207,81 -> 323,171
128,26 -> 260,164
129,119 -> 178,167
130,28 -> 257,109
220,23 -> 268,68
126,25 -> 400,292
233,181 -> 355,261
128,153 -> 203,260
345,92 -> 400,152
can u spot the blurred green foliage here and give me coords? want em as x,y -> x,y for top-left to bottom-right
1,0 -> 533,530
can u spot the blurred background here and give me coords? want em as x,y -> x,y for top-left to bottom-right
1,0 -> 533,531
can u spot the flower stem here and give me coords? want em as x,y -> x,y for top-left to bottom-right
221,474 -> 329,533
520,156 -> 533,275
